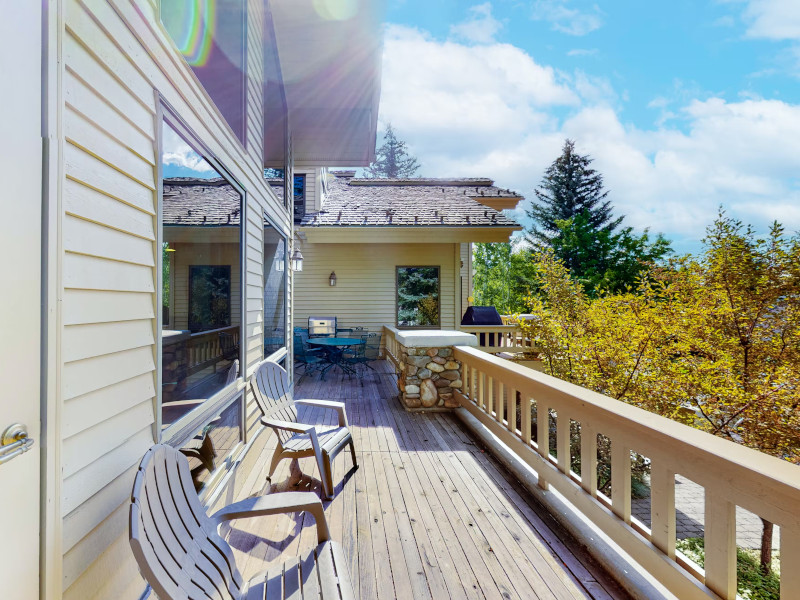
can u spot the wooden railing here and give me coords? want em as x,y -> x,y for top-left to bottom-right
383,325 -> 401,369
453,345 -> 800,599
187,325 -> 240,376
459,324 -> 533,354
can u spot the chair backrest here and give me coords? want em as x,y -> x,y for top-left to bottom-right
130,444 -> 243,600
308,316 -> 337,337
249,360 -> 298,445
225,359 -> 239,386
364,333 -> 382,360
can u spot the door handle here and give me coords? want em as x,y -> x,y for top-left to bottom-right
0,423 -> 34,466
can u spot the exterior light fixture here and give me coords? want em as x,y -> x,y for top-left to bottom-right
276,257 -> 285,272
291,248 -> 304,272
329,271 -> 337,286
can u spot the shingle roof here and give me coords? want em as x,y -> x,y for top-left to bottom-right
299,174 -> 522,228
163,178 -> 241,226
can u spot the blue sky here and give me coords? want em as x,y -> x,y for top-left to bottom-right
375,0 -> 800,253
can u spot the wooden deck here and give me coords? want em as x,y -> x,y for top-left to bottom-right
224,360 -> 630,599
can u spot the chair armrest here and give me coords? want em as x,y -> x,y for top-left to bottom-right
261,418 -> 314,435
295,399 -> 349,427
210,492 -> 330,543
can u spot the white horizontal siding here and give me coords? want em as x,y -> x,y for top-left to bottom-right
57,0 -> 286,598
293,243 -> 459,331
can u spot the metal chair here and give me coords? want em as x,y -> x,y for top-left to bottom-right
129,444 -> 354,600
249,360 -> 357,500
294,334 -> 325,374
347,333 -> 382,375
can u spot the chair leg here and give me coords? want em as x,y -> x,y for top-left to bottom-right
349,440 -> 358,469
322,452 -> 335,500
266,448 -> 283,482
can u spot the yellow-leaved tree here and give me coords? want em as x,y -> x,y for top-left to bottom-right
517,212 -> 800,574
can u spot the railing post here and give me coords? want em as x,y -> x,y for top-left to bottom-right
611,439 -> 631,523
704,493 -> 736,600
536,400 -> 550,490
580,422 -> 597,497
650,463 -> 676,559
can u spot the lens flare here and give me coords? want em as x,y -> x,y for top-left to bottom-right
170,0 -> 216,67
313,0 -> 358,21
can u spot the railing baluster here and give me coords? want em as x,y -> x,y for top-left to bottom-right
462,362 -> 469,399
487,376 -> 494,416
650,463 -> 676,559
781,527 -> 800,598
521,397 -> 531,445
557,410 -> 570,474
507,387 -> 516,434
704,493 -> 736,600
536,400 -> 550,490
496,381 -> 504,423
478,370 -> 485,410
580,422 -> 597,497
611,438 -> 631,523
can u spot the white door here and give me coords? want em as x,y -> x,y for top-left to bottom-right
0,2 -> 43,599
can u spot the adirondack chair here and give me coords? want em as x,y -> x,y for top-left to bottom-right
250,360 -> 357,500
130,444 -> 355,600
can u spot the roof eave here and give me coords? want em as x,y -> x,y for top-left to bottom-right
299,225 -> 522,244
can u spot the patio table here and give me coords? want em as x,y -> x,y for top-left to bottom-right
308,337 -> 364,379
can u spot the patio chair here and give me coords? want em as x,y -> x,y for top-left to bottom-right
294,334 -> 325,374
130,444 -> 354,600
249,360 -> 357,500
347,333 -> 382,374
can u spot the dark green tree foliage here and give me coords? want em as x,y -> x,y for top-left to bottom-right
365,123 -> 420,178
526,139 -> 621,247
397,267 -> 439,326
473,243 -> 539,313
551,213 -> 672,294
526,139 -> 671,294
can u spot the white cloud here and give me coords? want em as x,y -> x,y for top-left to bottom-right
738,0 -> 800,40
162,126 -> 215,174
567,48 -> 598,57
450,3 -> 504,44
379,26 -> 800,250
531,0 -> 603,36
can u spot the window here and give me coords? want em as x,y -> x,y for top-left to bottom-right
264,216 -> 287,357
160,0 -> 247,145
397,266 -> 440,327
160,114 -> 243,441
293,174 -> 306,223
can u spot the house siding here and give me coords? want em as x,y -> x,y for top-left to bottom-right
57,1 -> 285,598
293,242 -> 460,332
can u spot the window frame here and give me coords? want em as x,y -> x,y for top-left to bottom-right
263,209 -> 289,363
395,265 -> 442,329
156,98 -> 247,469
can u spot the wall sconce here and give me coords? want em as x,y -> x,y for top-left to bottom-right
291,248 -> 304,272
329,271 -> 337,286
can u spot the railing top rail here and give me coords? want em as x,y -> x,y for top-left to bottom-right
454,344 -> 800,527
459,325 -> 522,331
188,325 -> 240,339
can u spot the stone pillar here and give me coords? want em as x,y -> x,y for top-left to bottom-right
387,328 -> 478,411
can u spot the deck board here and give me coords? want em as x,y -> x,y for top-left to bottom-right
225,361 -> 630,600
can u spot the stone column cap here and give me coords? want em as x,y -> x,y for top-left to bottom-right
390,327 -> 478,348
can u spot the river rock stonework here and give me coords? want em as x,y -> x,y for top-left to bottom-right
396,343 -> 462,410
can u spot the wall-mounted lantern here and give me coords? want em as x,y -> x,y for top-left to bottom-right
329,271 -> 337,286
291,248 -> 304,272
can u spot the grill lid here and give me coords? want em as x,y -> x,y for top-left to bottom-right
461,306 -> 503,326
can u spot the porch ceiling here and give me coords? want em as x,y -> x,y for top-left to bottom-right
264,0 -> 384,168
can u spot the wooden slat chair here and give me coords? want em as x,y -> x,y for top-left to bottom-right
130,444 -> 355,600
250,360 -> 357,500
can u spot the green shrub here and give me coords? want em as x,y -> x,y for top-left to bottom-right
676,538 -> 781,600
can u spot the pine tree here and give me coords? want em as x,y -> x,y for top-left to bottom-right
525,139 -> 621,248
364,123 -> 420,178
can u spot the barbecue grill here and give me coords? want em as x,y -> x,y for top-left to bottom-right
308,316 -> 337,338
461,306 -> 503,347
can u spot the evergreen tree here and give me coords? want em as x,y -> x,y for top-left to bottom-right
364,123 -> 420,178
525,139 -> 621,248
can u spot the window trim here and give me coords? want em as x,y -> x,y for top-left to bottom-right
156,97 -> 247,459
395,265 -> 442,329
263,209 -> 289,361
